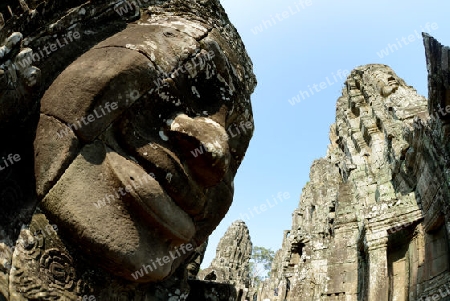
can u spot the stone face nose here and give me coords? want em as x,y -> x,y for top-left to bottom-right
167,113 -> 230,188
383,76 -> 400,96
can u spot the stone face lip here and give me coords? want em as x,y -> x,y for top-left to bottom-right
261,37 -> 450,301
106,149 -> 196,242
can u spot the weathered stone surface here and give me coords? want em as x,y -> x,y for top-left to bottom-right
0,0 -> 255,299
187,240 -> 208,280
198,220 -> 252,301
423,33 -> 450,125
261,36 -> 450,301
186,280 -> 237,301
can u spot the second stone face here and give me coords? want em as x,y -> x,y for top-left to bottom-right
198,220 -> 253,290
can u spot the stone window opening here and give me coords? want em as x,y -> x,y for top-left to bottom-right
309,205 -> 316,219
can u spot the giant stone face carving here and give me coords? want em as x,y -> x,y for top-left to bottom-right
33,7 -> 255,283
0,0 -> 256,290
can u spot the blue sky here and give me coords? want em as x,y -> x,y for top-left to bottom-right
201,0 -> 450,268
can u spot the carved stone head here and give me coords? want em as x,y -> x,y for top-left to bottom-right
368,67 -> 401,97
0,0 -> 256,289
34,5 -> 255,283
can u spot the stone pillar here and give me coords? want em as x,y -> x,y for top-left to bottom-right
366,233 -> 389,301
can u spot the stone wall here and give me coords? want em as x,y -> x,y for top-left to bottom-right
262,35 -> 450,301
